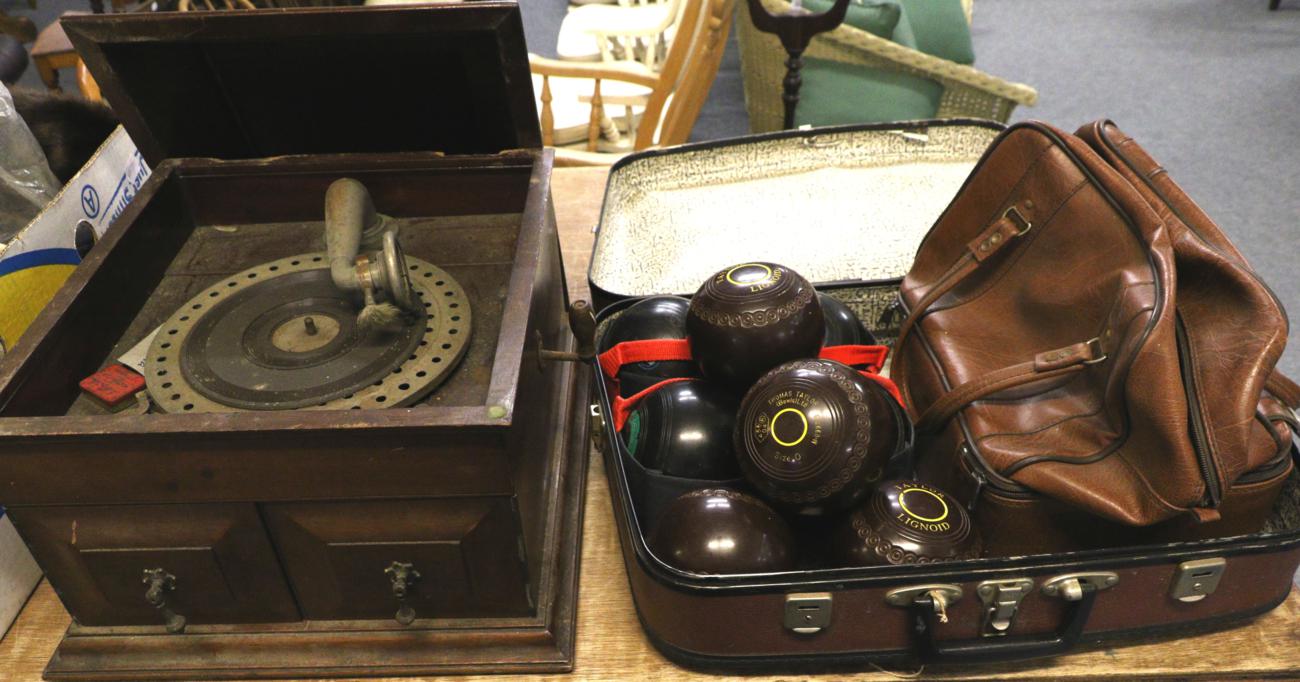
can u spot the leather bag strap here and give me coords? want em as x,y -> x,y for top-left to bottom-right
893,205 -> 1033,365
1265,371 -> 1300,409
915,339 -> 1105,434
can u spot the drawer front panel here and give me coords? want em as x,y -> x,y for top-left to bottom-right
263,498 -> 531,622
9,503 -> 299,626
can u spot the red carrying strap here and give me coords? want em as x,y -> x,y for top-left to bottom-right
597,339 -> 693,378
819,344 -> 889,375
597,340 -> 903,431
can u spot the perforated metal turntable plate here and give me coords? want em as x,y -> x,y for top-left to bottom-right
145,252 -> 471,413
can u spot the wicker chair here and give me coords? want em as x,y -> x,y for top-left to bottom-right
735,0 -> 1036,133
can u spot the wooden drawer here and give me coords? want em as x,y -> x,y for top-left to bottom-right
263,498 -> 532,622
8,503 -> 299,627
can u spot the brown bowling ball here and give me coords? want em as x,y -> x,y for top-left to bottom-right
831,480 -> 980,566
819,293 -> 878,347
648,488 -> 795,574
735,359 -> 902,516
598,295 -> 700,396
620,379 -> 740,480
686,262 -> 823,390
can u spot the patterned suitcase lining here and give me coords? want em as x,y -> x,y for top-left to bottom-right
590,124 -> 1002,311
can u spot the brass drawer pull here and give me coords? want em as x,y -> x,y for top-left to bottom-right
385,561 -> 422,626
142,568 -> 187,634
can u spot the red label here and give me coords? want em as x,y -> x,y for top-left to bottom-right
79,364 -> 145,407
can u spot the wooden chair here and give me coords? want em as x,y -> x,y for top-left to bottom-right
555,0 -> 684,69
30,14 -> 81,93
75,59 -> 101,102
532,0 -> 737,166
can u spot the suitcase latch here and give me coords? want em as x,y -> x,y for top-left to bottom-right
976,578 -> 1034,636
784,592 -> 833,634
884,584 -> 963,623
1170,558 -> 1226,603
1041,572 -> 1119,602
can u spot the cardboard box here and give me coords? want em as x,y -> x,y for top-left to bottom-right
0,510 -> 40,640
0,126 -> 149,356
0,126 -> 146,638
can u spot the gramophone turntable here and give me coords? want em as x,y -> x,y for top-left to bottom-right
0,4 -> 590,679
144,178 -> 471,414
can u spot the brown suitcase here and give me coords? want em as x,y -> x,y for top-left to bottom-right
587,120 -> 1300,670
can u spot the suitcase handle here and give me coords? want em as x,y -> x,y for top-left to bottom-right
911,589 -> 1097,663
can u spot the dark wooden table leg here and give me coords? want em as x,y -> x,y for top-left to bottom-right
745,0 -> 850,130
781,49 -> 804,130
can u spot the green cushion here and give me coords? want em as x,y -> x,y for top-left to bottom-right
799,0 -> 904,43
896,0 -> 975,64
794,57 -> 942,127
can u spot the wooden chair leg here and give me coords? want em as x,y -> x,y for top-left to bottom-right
540,74 -> 555,147
587,78 -> 603,152
34,57 -> 59,92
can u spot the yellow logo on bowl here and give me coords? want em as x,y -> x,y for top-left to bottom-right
898,487 -> 949,523
770,407 -> 808,447
724,263 -> 774,287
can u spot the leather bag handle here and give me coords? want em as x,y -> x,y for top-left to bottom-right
914,339 -> 1106,434
893,205 -> 1033,373
910,588 -> 1098,663
1266,371 -> 1300,410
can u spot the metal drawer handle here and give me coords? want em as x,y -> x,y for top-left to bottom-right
142,568 -> 187,634
385,561 -> 422,626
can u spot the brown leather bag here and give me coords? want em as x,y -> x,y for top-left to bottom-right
892,121 -> 1295,555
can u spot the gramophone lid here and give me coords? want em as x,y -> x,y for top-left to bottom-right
63,3 -> 539,166
849,480 -> 980,564
735,358 -> 899,512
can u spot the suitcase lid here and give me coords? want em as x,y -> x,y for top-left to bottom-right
63,2 -> 540,167
589,120 -> 1004,303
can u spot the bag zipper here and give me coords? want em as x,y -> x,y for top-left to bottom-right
1099,126 -> 1289,331
1175,313 -> 1222,507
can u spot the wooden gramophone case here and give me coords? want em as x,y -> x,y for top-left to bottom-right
0,4 -> 590,679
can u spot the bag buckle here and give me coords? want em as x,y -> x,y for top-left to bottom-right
1003,206 -> 1032,236
1083,336 -> 1108,365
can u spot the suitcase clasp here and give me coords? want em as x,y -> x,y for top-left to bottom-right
1041,572 -> 1119,602
1169,558 -> 1225,603
784,592 -> 833,635
976,578 -> 1034,636
885,583 -> 963,624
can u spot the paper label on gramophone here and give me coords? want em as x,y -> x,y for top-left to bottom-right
118,325 -> 162,375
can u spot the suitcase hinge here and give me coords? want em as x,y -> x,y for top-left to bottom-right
976,578 -> 1034,636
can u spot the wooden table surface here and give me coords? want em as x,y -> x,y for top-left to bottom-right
3,166 -> 1300,682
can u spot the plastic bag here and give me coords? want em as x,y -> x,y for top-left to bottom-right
0,82 -> 58,243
